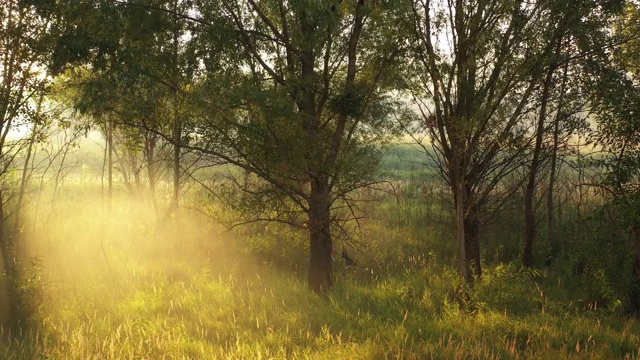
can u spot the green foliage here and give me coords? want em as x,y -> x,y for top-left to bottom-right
328,86 -> 368,119
556,205 -> 638,313
0,178 -> 640,359
471,263 -> 541,316
7,0 -> 640,357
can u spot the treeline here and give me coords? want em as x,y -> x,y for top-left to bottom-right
2,0 -> 640,317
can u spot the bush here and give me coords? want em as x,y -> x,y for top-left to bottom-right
472,263 -> 540,315
558,205 -> 635,313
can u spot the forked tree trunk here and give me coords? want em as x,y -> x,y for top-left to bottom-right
453,181 -> 481,282
307,177 -> 333,293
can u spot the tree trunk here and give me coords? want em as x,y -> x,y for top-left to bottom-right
523,66 -> 553,267
113,143 -> 133,194
172,124 -> 180,211
171,0 -> 181,214
0,190 -> 18,326
145,133 -> 159,218
108,120 -> 114,212
548,54 -> 568,253
130,149 -> 142,195
50,131 -> 75,212
0,191 -> 10,277
523,155 -> 538,267
0,258 -> 12,327
631,226 -> 640,312
15,120 -> 38,228
157,7 -> 182,226
307,177 -> 333,293
453,180 -> 472,283
547,117 -> 559,251
464,199 -> 481,278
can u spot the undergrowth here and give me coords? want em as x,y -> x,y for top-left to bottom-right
1,190 -> 639,359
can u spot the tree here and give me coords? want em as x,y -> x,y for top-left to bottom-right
585,2 -> 640,311
0,0 -> 51,325
521,38 -> 587,268
33,0 -> 403,292
404,0 -> 613,282
188,0 -> 403,292
39,0 -> 205,220
520,0 -> 624,267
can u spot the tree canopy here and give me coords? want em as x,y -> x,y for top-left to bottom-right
12,0 -> 639,297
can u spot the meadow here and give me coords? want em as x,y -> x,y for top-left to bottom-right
1,145 -> 640,360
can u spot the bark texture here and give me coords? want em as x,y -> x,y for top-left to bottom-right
308,179 -> 333,292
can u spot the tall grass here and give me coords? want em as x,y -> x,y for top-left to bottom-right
1,185 -> 639,359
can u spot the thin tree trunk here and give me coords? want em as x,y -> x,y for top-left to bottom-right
523,65 -> 554,267
145,133 -> 159,218
113,143 -> 133,194
171,0 -> 181,215
172,121 -> 180,211
15,119 -> 38,228
0,191 -> 9,277
631,226 -> 640,312
108,120 -> 114,212
547,119 -> 560,250
464,193 -> 481,278
0,190 -> 18,326
454,180 -> 471,283
547,123 -> 559,249
548,55 -> 569,252
50,132 -> 75,209
101,125 -> 107,209
577,136 -> 584,216
157,0 -> 181,228
0,261 -> 12,326
131,150 -> 141,196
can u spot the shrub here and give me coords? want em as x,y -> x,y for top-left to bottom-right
472,263 -> 540,315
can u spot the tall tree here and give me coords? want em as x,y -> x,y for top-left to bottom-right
0,0 -> 50,325
522,0 -> 623,268
522,57 -> 555,268
405,0 -> 613,282
189,0 -> 403,292
586,2 -> 640,311
39,0 -> 204,219
520,35 -> 596,268
34,0 -> 403,292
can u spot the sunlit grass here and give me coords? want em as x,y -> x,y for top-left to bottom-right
1,186 -> 640,359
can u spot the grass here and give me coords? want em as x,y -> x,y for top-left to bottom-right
1,187 -> 640,359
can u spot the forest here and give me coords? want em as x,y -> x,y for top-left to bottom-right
2,0 -> 640,358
